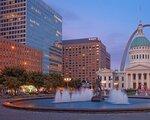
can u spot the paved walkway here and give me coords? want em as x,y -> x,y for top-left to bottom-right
0,99 -> 150,120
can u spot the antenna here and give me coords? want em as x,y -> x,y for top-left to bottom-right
138,0 -> 142,23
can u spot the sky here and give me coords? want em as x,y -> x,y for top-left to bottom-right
44,0 -> 150,69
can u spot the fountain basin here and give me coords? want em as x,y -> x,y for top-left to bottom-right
3,97 -> 150,113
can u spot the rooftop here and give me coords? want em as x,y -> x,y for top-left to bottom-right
62,37 -> 101,44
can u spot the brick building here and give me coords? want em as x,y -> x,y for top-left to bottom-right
0,38 -> 42,73
62,37 -> 110,82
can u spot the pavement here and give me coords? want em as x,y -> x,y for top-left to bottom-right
1,98 -> 150,120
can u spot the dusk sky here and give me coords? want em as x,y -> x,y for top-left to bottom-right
44,0 -> 150,69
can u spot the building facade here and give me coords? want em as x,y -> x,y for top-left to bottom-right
0,38 -> 42,73
97,69 -> 125,90
125,23 -> 150,90
0,0 -> 62,73
98,23 -> 150,90
62,37 -> 111,82
49,41 -> 62,74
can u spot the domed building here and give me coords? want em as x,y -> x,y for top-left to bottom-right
96,23 -> 150,91
125,23 -> 150,89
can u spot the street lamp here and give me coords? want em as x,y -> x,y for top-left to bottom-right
64,77 -> 71,89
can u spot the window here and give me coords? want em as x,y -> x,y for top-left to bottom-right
122,83 -> 124,88
133,74 -> 136,80
138,74 -> 141,80
143,73 -> 147,80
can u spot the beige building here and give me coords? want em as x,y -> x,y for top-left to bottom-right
125,24 -> 150,90
97,23 -> 150,90
97,69 -> 125,90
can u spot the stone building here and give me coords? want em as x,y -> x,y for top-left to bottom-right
125,23 -> 150,90
97,23 -> 150,90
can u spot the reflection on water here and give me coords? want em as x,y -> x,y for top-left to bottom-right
13,98 -> 150,110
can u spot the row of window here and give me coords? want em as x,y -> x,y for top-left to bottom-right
1,25 -> 25,31
0,3 -> 25,11
1,7 -> 26,14
63,45 -> 100,51
1,19 -> 25,24
131,54 -> 150,60
100,76 -> 124,81
132,73 -> 148,80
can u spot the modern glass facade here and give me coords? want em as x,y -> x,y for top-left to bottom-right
0,0 -> 62,73
49,41 -> 62,74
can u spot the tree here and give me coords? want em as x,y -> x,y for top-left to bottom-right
27,72 -> 44,89
4,77 -> 22,95
2,66 -> 28,85
48,73 -> 64,89
43,75 -> 53,92
69,79 -> 82,89
0,75 -> 6,85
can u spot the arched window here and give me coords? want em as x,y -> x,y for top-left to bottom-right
139,54 -> 141,59
145,54 -> 147,59
143,54 -> 144,59
143,73 -> 147,80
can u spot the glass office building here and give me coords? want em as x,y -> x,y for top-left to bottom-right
0,0 -> 62,73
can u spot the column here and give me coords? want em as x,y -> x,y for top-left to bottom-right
147,73 -> 150,89
111,75 -> 113,89
136,73 -> 138,89
141,73 -> 144,87
125,74 -> 128,89
106,76 -> 108,90
130,73 -> 133,89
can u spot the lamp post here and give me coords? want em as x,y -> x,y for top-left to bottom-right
64,77 -> 71,89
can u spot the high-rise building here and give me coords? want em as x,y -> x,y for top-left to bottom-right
0,37 -> 42,73
62,37 -> 111,82
0,0 -> 62,73
49,41 -> 62,74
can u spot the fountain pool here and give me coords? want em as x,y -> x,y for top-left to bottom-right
3,88 -> 150,113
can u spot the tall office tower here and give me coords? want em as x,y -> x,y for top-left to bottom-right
62,37 -> 111,82
49,41 -> 62,74
0,0 -> 62,73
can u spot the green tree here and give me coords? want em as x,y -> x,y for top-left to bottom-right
49,73 -> 64,89
4,77 -> 22,95
2,66 -> 28,85
43,75 -> 53,92
27,72 -> 44,89
0,75 -> 6,85
69,79 -> 82,89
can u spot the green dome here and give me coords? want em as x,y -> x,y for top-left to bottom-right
130,36 -> 150,49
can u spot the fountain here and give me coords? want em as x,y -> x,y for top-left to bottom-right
54,88 -> 93,103
91,77 -> 104,102
107,89 -> 129,104
54,75 -> 129,104
3,83 -> 150,112
3,69 -> 150,112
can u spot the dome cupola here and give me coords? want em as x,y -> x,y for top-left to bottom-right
130,23 -> 150,49
129,23 -> 150,66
